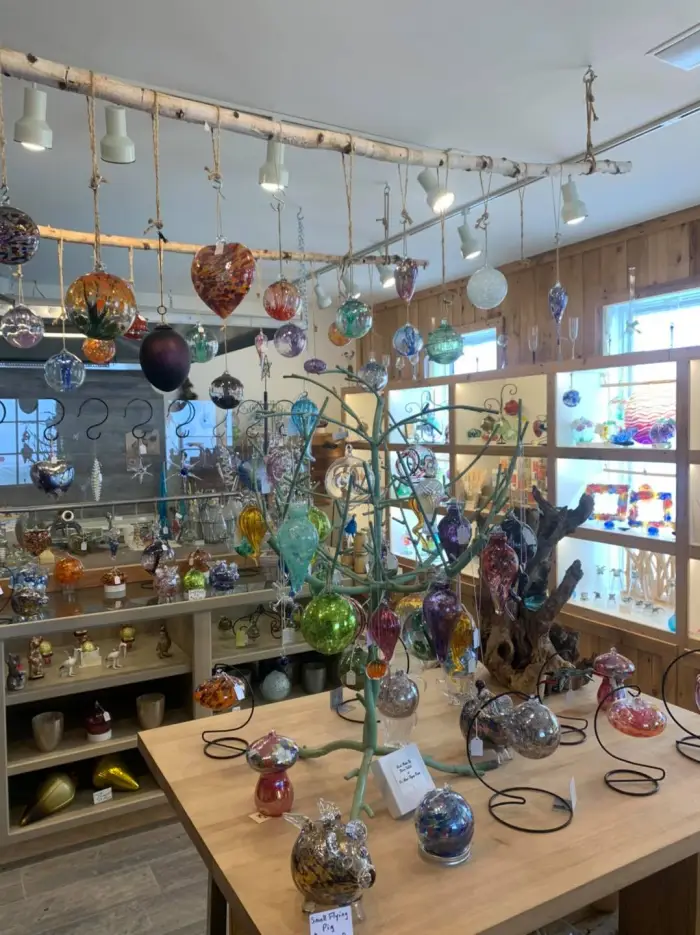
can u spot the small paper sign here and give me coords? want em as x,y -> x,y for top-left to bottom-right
249,811 -> 271,824
469,736 -> 484,757
234,683 -> 245,701
186,589 -> 207,601
457,525 -> 470,545
282,627 -> 294,646
309,906 -> 353,935
93,788 -> 113,805
139,443 -> 147,455
113,576 -> 121,586
370,743 -> 435,819
472,629 -> 481,649
467,654 -> 477,674
80,540 -> 87,552
214,240 -> 224,256
569,777 -> 577,812
345,669 -> 356,687
330,686 -> 344,710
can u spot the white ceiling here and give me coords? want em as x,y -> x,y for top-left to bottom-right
2,0 -> 700,306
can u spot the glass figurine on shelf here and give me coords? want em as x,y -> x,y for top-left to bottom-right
608,568 -> 624,608
528,325 -> 539,364
571,417 -> 595,445
621,570 -> 645,610
594,565 -> 606,602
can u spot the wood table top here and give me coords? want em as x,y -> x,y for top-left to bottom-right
138,670 -> 700,935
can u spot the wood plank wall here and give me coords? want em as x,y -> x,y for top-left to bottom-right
359,203 -> 700,368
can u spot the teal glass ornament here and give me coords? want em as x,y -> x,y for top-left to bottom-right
185,323 -> 218,363
392,322 -> 424,358
425,319 -> 462,365
335,298 -> 372,339
291,393 -> 319,438
277,502 -> 319,592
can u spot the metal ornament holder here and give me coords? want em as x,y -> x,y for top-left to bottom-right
535,653 -> 591,747
661,648 -> 700,762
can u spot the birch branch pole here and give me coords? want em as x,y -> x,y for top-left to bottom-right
0,48 -> 631,179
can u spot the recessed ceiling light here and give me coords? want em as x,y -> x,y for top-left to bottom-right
649,22 -> 700,71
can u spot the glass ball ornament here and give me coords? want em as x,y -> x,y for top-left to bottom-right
335,298 -> 372,339
392,322 -> 424,358
139,324 -> 191,392
301,594 -> 358,655
339,643 -> 368,691
209,371 -> 244,410
140,539 -> 175,576
325,443 -> 374,500
263,278 -> 301,322
185,323 -> 218,363
425,319 -> 462,365
304,357 -> 327,374
65,270 -> 137,339
0,202 -> 40,265
505,697 -> 561,759
562,388 -> 581,408
607,693 -> 667,738
466,264 -> 508,310
54,556 -> 84,591
414,785 -> 475,866
377,670 -> 420,719
328,322 -> 351,347
274,322 -> 307,358
290,394 -> 319,438
307,505 -> 331,542
82,338 -> 115,364
357,353 -> 388,391
0,303 -> 44,348
44,350 -> 86,392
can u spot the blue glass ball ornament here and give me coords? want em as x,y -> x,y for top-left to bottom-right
335,298 -> 372,339
414,785 -> 475,865
274,322 -> 307,359
425,319 -> 463,365
44,349 -> 86,392
392,322 -> 424,358
562,388 -> 580,408
357,354 -> 388,391
290,394 -> 319,438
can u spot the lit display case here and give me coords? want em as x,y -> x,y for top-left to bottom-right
454,375 -> 547,448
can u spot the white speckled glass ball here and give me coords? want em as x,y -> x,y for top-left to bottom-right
466,265 -> 508,310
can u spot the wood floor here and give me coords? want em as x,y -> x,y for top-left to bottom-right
0,821 -> 208,935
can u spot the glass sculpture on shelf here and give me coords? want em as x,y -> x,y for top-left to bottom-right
593,647 -> 635,710
607,693 -> 667,738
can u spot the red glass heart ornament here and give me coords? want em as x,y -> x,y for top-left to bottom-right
191,243 -> 256,320
368,602 -> 401,662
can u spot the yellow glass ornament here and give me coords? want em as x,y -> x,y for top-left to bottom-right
20,772 -> 76,826
92,755 -> 140,792
395,593 -> 424,626
238,504 -> 267,558
445,608 -> 479,675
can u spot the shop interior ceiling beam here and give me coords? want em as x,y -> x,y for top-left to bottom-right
0,48 -> 630,179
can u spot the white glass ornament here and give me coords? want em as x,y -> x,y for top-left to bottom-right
466,265 -> 508,310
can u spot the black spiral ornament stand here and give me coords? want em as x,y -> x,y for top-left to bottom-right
535,654 -> 590,746
465,690 -> 573,834
200,667 -> 255,761
661,648 -> 700,762
593,685 -> 666,796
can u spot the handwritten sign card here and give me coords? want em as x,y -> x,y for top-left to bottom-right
371,743 -> 435,818
309,906 -> 353,935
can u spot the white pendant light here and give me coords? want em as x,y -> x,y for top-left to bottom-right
314,280 -> 333,309
259,141 -> 289,192
100,105 -> 135,164
14,86 -> 52,152
561,176 -> 587,225
341,272 -> 360,299
417,168 -> 455,215
457,212 -> 482,260
378,264 -> 396,289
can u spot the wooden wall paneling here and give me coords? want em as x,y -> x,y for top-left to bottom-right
558,254 -> 584,362
600,242 -> 629,301
581,249 -> 603,358
646,224 -> 690,286
534,261 -> 556,361
689,220 -> 700,277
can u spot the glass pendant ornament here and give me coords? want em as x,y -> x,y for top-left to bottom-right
291,393 -> 319,438
396,593 -> 424,626
422,578 -> 462,664
140,539 -> 175,576
82,338 -> 115,364
263,279 -> 301,322
339,642 -> 369,691
460,680 -> 514,749
325,443 -> 374,500
358,352 -> 389,391
548,281 -> 568,330
392,322 -> 424,358
274,322 -> 307,358
301,593 -> 357,655
308,505 -> 331,542
607,693 -> 666,738
368,601 -> 401,662
65,270 -> 136,339
480,529 -> 519,615
44,349 -> 85,392
1,303 -> 44,348
0,200 -> 40,265
467,265 -> 508,310
395,258 -> 419,302
505,697 -> 561,759
444,608 -> 478,676
425,319 -> 462,365
191,242 -> 256,319
412,473 -> 445,528
209,370 -> 244,410
414,785 -> 474,866
437,499 -> 471,561
238,504 -> 267,558
254,329 -> 268,365
304,357 -> 327,374
124,311 -> 148,340
335,298 -> 373,340
501,512 -> 537,565
185,322 -> 218,363
328,321 -> 351,347
139,324 -> 191,392
377,669 -> 420,719
265,445 -> 294,485
402,609 -> 436,662
277,502 -> 319,592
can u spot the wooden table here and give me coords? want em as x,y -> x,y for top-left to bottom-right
139,671 -> 700,935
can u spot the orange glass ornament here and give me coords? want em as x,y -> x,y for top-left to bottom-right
194,671 -> 247,711
191,243 -> 256,320
82,338 -> 116,364
65,270 -> 137,339
101,567 -> 127,587
24,528 -> 51,556
366,659 -> 388,680
54,556 -> 84,587
328,322 -> 351,347
187,547 -> 212,571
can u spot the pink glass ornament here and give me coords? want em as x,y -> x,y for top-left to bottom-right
368,602 -> 401,662
607,694 -> 667,738
395,258 -> 419,303
480,530 -> 519,615
263,279 -> 301,322
593,647 -> 635,711
255,329 -> 268,362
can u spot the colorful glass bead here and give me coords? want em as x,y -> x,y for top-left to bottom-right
263,279 -> 301,322
336,298 -> 372,339
191,243 -> 256,319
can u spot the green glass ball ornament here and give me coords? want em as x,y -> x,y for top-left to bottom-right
308,506 -> 332,543
301,594 -> 357,655
335,298 -> 372,340
338,642 -> 368,691
185,323 -> 219,363
425,319 -> 463,365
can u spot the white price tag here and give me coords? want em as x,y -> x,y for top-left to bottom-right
214,240 -> 224,256
569,777 -> 577,812
187,588 -> 207,601
102,711 -> 111,722
80,540 -> 87,552
469,736 -> 484,758
345,669 -> 356,687
234,683 -> 245,701
309,906 -> 353,935
161,526 -> 169,537
467,654 -> 477,674
249,811 -> 271,824
93,788 -> 113,805
175,511 -> 183,520
282,627 -> 294,646
139,443 -> 147,455
113,576 -> 121,586
457,525 -> 470,545
472,628 -> 480,649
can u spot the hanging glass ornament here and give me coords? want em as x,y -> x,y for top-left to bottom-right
466,265 -> 508,310
301,594 -> 357,654
0,303 -> 44,348
422,578 -> 462,664
395,258 -> 419,302
562,388 -> 581,408
412,456 -> 445,527
437,500 -> 471,561
194,669 -> 248,711
308,505 -> 331,542
274,322 -> 307,358
185,323 -> 219,363
505,697 -> 561,759
254,329 -> 268,365
0,199 -> 40,265
377,669 -> 420,719
277,502 -> 319,592
190,243 -> 256,319
548,281 -> 568,349
265,445 -> 294,485
291,393 -> 319,438
392,322 -> 424,358
209,371 -> 244,410
263,279 -> 301,322
123,311 -> 148,340
139,324 -> 191,392
395,593 -> 424,626
65,270 -> 136,339
44,350 -> 85,393
328,321 -> 351,347
325,443 -> 373,500
425,319 -> 462,365
607,694 -> 667,738
357,353 -> 388,391
238,504 -> 267,558
304,357 -> 327,374
339,642 -> 369,690
82,338 -> 115,364
335,298 -> 372,339
402,608 -> 436,662
501,513 -> 537,565
444,608 -> 478,676
480,529 -> 519,615
368,601 -> 401,662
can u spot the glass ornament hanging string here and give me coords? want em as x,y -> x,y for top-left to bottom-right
86,72 -> 106,271
205,110 -> 230,370
144,92 -> 168,327
0,56 -> 8,204
340,139 -> 355,293
56,238 -> 67,351
475,170 -> 494,267
296,208 -> 308,331
549,171 -> 565,359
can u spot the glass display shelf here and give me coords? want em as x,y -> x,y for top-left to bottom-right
212,622 -> 310,667
454,453 -> 547,512
454,374 -> 547,448
555,361 -> 676,450
387,384 -> 449,445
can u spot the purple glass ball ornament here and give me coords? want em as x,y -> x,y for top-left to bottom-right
1,303 -> 44,348
304,357 -> 327,375
422,578 -> 463,664
274,322 -> 307,359
395,258 -> 419,303
548,282 -> 568,325
209,371 -> 244,410
139,324 -> 191,392
562,389 -> 581,408
0,200 -> 40,266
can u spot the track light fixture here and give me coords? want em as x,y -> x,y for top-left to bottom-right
314,280 -> 333,309
259,141 -> 289,192
100,105 -> 135,164
457,211 -> 482,261
14,85 -> 52,152
561,176 -> 587,225
341,272 -> 360,299
417,168 -> 454,215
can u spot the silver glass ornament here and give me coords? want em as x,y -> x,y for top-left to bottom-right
304,357 -> 327,374
395,258 -> 419,303
459,680 -> 513,749
357,353 -> 388,391
30,458 -> 75,499
377,670 -> 420,719
274,322 -> 307,358
0,303 -> 44,348
44,350 -> 85,392
209,371 -> 244,410
505,697 -> 561,759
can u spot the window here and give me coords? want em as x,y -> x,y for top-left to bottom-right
0,399 -> 57,486
604,286 -> 700,355
165,401 -> 234,467
427,327 -> 498,377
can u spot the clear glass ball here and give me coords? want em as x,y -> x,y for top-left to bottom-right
185,323 -> 219,363
358,354 -> 388,390
273,322 -> 307,358
1,303 -> 44,348
335,298 -> 372,339
466,265 -> 508,310
392,323 -> 424,357
44,350 -> 86,392
209,371 -> 244,410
